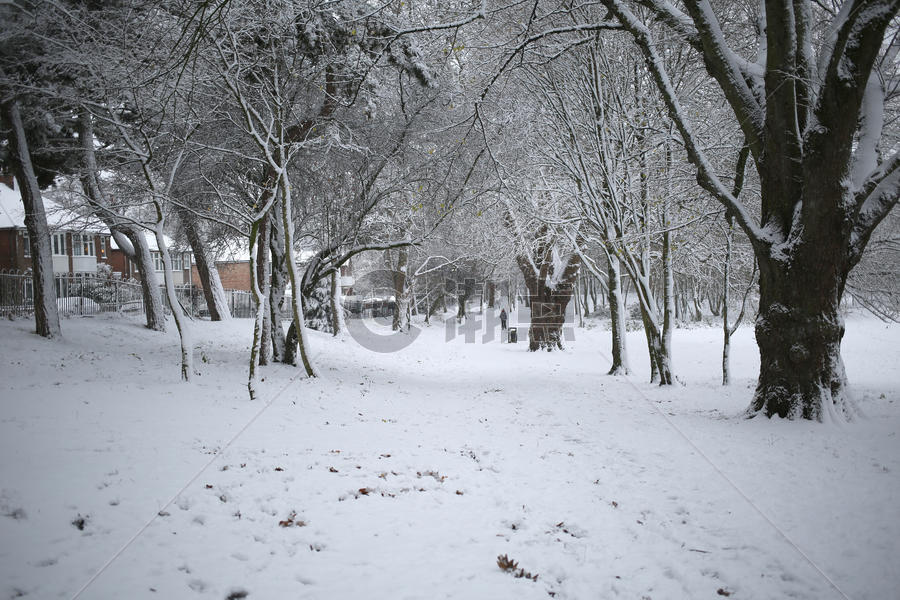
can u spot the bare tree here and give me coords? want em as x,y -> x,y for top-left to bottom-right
600,0 -> 899,419
1,100 -> 61,338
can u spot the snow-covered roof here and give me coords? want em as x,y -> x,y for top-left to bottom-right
0,180 -> 107,233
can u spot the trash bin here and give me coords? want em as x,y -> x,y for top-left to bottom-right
508,327 -> 517,343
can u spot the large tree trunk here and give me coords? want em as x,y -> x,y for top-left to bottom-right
2,100 -> 61,338
607,253 -> 630,375
77,108 -> 165,331
603,0 -> 900,419
179,205 -> 230,321
126,229 -> 167,331
750,244 -> 850,420
518,252 -> 580,352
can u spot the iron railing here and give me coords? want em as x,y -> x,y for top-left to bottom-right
0,270 -> 254,320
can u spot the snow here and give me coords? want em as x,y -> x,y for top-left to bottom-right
0,180 -> 105,233
57,297 -> 101,315
109,230 -> 177,253
0,312 -> 898,599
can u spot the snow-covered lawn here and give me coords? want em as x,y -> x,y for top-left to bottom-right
1,312 -> 897,599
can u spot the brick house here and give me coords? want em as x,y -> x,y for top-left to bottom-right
109,232 -> 193,285
189,256 -> 353,295
0,175 -> 114,275
1,175 -> 192,283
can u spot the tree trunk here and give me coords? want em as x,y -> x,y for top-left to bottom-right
574,281 -> 584,328
722,226 -> 733,386
2,100 -> 61,338
77,108 -> 165,332
518,253 -> 581,352
750,247 -> 850,420
607,253 -> 630,375
278,174 -> 315,377
268,199 -> 287,362
153,221 -> 192,381
179,205 -> 230,321
125,229 -> 167,331
248,218 -> 267,400
662,207 -> 675,376
389,248 -> 409,331
630,271 -> 672,385
330,270 -> 345,336
257,213 -> 272,365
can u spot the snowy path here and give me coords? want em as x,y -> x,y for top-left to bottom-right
1,314 -> 898,599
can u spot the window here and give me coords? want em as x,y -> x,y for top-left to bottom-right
22,231 -> 30,257
99,237 -> 107,259
152,251 -> 189,271
72,234 -> 95,257
52,233 -> 66,256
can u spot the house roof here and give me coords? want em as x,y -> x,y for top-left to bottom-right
0,180 -> 107,233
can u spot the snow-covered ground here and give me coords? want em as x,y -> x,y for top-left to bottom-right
1,311 -> 897,600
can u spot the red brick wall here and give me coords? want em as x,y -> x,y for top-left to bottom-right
215,261 -> 251,291
0,229 -> 33,272
191,261 -> 251,292
0,230 -> 16,270
108,248 -> 132,278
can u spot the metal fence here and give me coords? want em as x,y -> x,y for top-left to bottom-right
0,270 -> 254,320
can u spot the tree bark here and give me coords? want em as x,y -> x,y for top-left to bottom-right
661,194 -> 675,376
256,213 -> 271,365
268,198 -> 287,362
389,247 -> 409,331
330,270 -> 345,336
518,252 -> 581,351
179,205 -> 230,321
77,108 -> 165,331
607,253 -> 630,374
124,229 -> 167,331
153,221 -> 192,381
751,245 -> 850,420
278,173 -> 315,377
248,218 -> 266,400
2,100 -> 61,338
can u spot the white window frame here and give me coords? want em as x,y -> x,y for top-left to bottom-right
72,233 -> 95,257
52,233 -> 66,256
152,251 -> 165,272
22,230 -> 30,257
